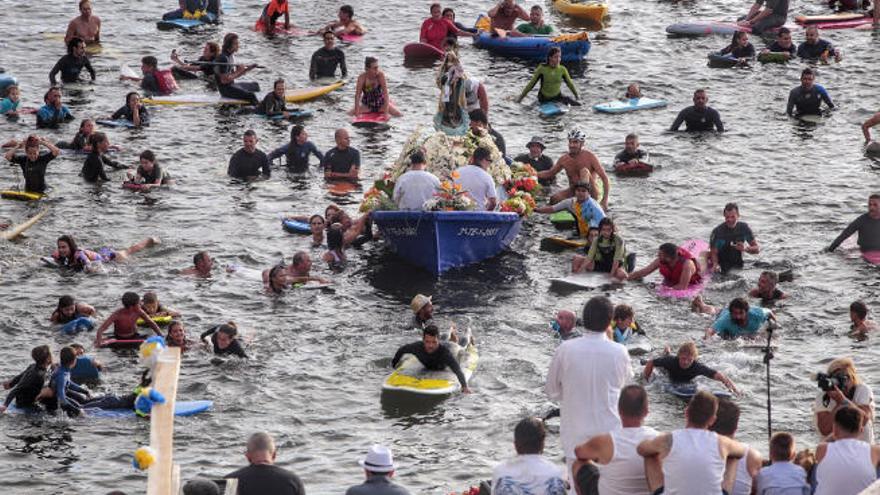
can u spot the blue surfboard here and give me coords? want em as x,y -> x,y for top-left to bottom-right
60,316 -> 95,335
7,400 -> 213,418
593,97 -> 668,114
539,102 -> 568,117
664,382 -> 731,399
282,219 -> 310,234
96,119 -> 139,128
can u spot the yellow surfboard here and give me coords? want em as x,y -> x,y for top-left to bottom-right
285,80 -> 345,103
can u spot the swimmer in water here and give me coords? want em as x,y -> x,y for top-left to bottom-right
52,234 -> 160,272
624,83 -> 641,99
322,224 -> 346,271
201,322 -> 248,358
316,4 -> 366,38
717,31 -> 755,61
351,56 -> 402,118
611,304 -> 643,345
50,295 -> 96,324
94,292 -> 163,347
181,251 -> 216,277
0,344 -> 53,414
849,301 -> 877,340
257,0 -> 290,35
126,150 -> 172,189
166,320 -> 194,352
110,92 -> 149,127
49,37 -> 96,86
141,291 -> 181,318
0,84 -> 22,117
643,342 -> 739,394
517,47 -> 579,107
265,263 -> 291,293
748,270 -> 787,304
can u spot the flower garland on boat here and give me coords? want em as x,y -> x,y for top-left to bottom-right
423,170 -> 476,211
500,163 -> 540,217
358,173 -> 397,213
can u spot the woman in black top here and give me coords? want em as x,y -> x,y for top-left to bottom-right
200,323 -> 248,358
111,92 -> 149,127
81,132 -> 124,182
3,134 -> 60,194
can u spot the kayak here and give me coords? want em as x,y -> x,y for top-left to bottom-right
613,161 -> 654,177
403,42 -> 445,60
549,272 -> 620,290
539,101 -> 568,117
474,32 -> 591,62
593,97 -> 667,114
285,80 -> 345,103
550,210 -> 576,229
282,219 -> 310,234
552,0 -> 608,23
143,93 -> 250,105
666,21 -> 793,36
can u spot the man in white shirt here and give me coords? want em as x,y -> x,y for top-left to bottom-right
392,151 -> 440,210
492,417 -> 567,495
455,146 -> 497,211
573,385 -> 657,495
545,296 -> 632,488
814,406 -> 880,495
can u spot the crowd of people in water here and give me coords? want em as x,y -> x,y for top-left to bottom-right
2,0 -> 880,493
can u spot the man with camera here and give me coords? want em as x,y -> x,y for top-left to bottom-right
813,358 -> 875,443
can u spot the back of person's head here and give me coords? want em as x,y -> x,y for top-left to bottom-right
246,432 -> 276,455
142,291 -> 158,304
582,296 -> 613,333
217,324 -> 238,339
850,301 -> 868,320
193,251 -> 208,267
728,297 -> 749,313
60,346 -> 77,367
292,251 -> 308,267
709,398 -> 740,436
769,432 -> 795,462
472,147 -> 491,163
88,131 -> 107,149
327,225 -> 344,250
618,384 -> 648,419
613,304 -> 634,323
513,416 -> 546,455
468,109 -> 488,124
659,242 -> 677,258
409,151 -> 425,166
422,324 -> 440,338
142,56 -> 158,69
32,344 -> 52,365
122,292 -> 140,308
57,295 -> 75,310
686,391 -> 718,428
182,478 -> 220,495
834,406 -> 863,435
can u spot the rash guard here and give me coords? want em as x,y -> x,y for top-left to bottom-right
518,64 -> 578,101
786,84 -> 834,116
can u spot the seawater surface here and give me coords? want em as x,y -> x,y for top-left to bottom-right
1,0 -> 880,493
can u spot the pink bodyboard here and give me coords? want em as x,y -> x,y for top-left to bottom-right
656,238 -> 712,298
863,251 -> 880,265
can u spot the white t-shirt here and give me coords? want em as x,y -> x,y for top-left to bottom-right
393,170 -> 441,210
454,164 -> 497,211
813,383 -> 875,443
491,454 -> 567,495
545,331 -> 632,460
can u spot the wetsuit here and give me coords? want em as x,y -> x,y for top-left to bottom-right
586,234 -> 630,272
36,104 -> 74,128
200,326 -> 248,358
744,0 -> 790,34
322,146 -> 361,175
214,53 -> 259,105
766,41 -> 796,57
227,148 -> 270,179
309,47 -> 347,80
48,365 -> 90,417
257,92 -> 286,117
709,221 -> 755,272
797,39 -> 835,59
81,151 -> 123,182
516,22 -> 553,34
488,127 -> 507,157
49,54 -> 95,85
513,153 -> 554,186
58,130 -> 89,151
756,288 -> 784,305
9,151 -> 56,193
614,149 -> 647,164
391,341 -> 468,388
3,364 -> 48,409
652,355 -> 718,383
519,64 -> 580,105
828,214 -> 880,252
786,84 -> 833,116
719,43 -> 756,58
136,163 -> 168,184
141,72 -> 161,95
267,141 -> 324,173
670,105 -> 724,132
111,104 -> 150,124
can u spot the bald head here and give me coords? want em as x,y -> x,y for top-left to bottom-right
556,310 -> 576,333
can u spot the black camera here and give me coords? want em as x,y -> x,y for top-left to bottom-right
817,372 -> 849,392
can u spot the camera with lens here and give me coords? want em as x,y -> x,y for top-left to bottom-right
817,372 -> 849,392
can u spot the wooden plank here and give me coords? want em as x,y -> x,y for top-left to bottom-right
147,346 -> 182,495
1,208 -> 49,241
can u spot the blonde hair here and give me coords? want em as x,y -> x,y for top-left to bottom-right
678,342 -> 698,359
828,357 -> 861,385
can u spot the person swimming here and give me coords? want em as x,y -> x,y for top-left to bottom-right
52,234 -> 160,272
50,295 -> 96,324
200,323 -> 248,358
93,292 -> 163,346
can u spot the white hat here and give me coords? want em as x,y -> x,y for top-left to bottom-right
410,294 -> 432,314
358,444 -> 396,473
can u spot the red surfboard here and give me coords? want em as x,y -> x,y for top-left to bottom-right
403,42 -> 445,60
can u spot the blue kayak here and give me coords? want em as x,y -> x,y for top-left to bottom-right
372,211 -> 522,276
8,400 -> 213,418
473,33 -> 591,62
593,97 -> 668,114
281,219 -> 310,234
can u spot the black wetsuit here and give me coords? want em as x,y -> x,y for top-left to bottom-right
489,127 -> 507,156
49,54 -> 95,85
81,151 -> 123,182
200,326 -> 248,358
614,149 -> 647,164
258,92 -> 287,117
136,163 -> 168,184
786,85 -> 834,116
391,341 -> 467,388
111,104 -> 150,124
709,221 -> 755,272
670,105 -> 724,132
797,39 -> 835,59
652,356 -> 717,383
309,47 -> 347,80
767,41 -> 796,57
322,146 -> 361,175
828,214 -> 880,252
719,43 -> 756,58
214,53 -> 259,105
227,148 -> 270,179
9,151 -> 55,193
513,153 -> 554,186
3,364 -> 48,409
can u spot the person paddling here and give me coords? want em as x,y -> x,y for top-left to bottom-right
391,325 -> 472,394
214,33 -> 259,105
629,243 -> 702,291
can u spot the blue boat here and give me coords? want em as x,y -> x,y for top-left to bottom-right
473,33 -> 591,62
371,211 -> 522,275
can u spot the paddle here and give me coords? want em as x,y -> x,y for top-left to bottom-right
182,58 -> 265,69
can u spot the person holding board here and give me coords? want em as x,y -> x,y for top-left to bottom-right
391,325 -> 471,393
